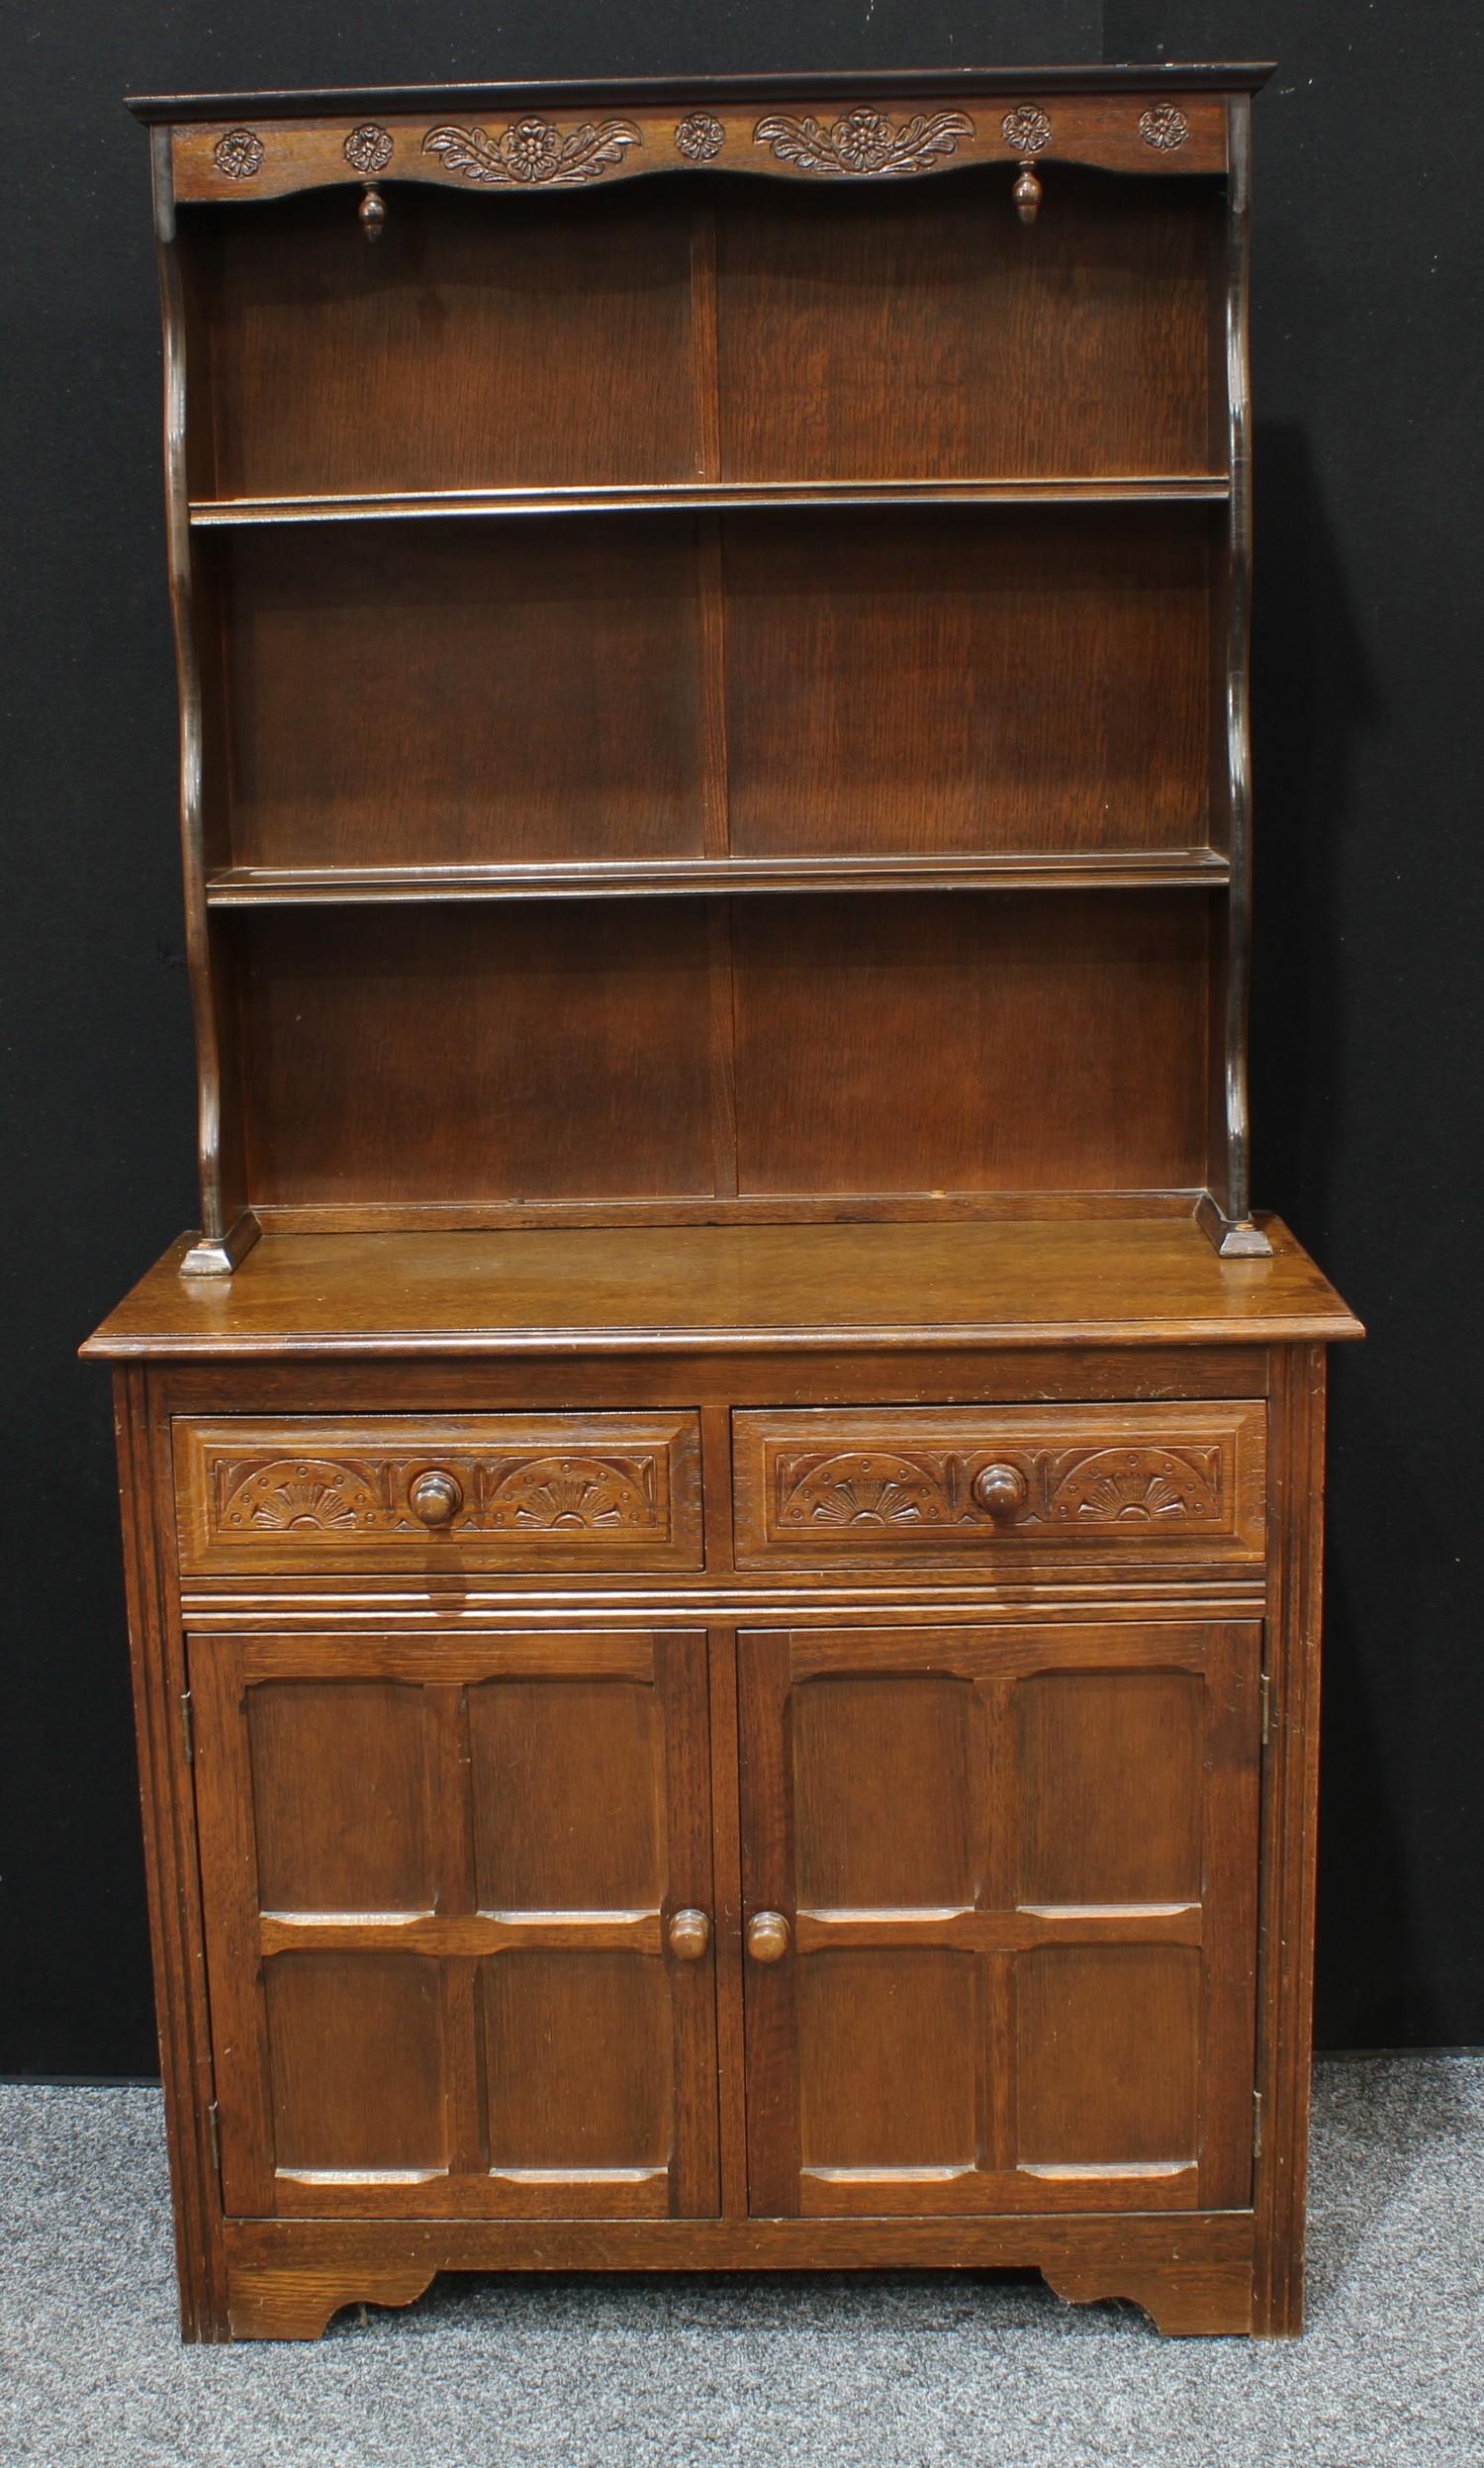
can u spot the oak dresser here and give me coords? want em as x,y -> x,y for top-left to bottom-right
85,63 -> 1361,2341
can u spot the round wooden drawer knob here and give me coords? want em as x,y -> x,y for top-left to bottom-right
409,1470 -> 463,1527
746,1910 -> 790,1964
667,1908 -> 711,1961
972,1462 -> 1027,1523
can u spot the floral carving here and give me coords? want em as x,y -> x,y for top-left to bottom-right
212,128 -> 264,181
1001,105 -> 1052,156
421,117 -> 642,186
479,1455 -> 660,1531
218,1460 -> 382,1532
752,108 -> 974,177
344,124 -> 394,175
776,1452 -> 954,1527
1046,1448 -> 1222,1524
1139,102 -> 1189,152
675,111 -> 725,162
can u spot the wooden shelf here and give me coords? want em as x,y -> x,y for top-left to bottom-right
206,851 -> 1233,907
189,477 -> 1232,527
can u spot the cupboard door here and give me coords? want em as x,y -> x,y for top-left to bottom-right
191,1630 -> 717,2220
738,1622 -> 1259,2218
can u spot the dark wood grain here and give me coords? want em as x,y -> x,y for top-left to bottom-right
731,893 -> 1211,1198
717,169 -> 1224,484
723,507 -> 1215,858
215,518 -> 708,871
197,183 -> 698,501
232,903 -> 717,1207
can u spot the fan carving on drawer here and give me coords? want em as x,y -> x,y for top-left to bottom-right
1046,1448 -> 1222,1523
478,1454 -> 660,1531
776,1452 -> 954,1526
216,1459 -> 382,1532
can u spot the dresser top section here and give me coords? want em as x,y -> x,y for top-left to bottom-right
127,63 -> 1275,126
83,1218 -> 1359,1360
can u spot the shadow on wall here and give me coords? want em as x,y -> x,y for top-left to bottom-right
1251,423 -> 1453,2047
1249,418 -> 1376,1241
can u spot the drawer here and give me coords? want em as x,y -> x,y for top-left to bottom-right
733,1403 -> 1265,1568
174,1414 -> 703,1575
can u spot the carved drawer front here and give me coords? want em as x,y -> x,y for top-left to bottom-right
174,1414 -> 702,1575
733,1403 -> 1265,1569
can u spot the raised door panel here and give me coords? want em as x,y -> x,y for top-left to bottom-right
191,1631 -> 717,2220
738,1623 -> 1258,2219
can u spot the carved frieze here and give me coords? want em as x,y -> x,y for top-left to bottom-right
421,118 -> 643,186
752,108 -> 974,177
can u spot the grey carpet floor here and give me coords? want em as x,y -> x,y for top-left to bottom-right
1,2057 -> 1480,2468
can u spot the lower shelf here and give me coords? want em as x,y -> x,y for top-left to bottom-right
219,2211 -> 1264,2341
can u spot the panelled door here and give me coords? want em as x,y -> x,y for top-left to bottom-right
738,1622 -> 1260,2218
191,1629 -> 717,2220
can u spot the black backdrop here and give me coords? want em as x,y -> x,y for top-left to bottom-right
2,2 -> 1480,2074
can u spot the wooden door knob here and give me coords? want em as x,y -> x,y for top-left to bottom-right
746,1910 -> 790,1963
972,1462 -> 1026,1522
409,1470 -> 463,1526
667,1908 -> 711,1961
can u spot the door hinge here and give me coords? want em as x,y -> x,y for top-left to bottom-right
1259,1671 -> 1272,1747
179,1689 -> 194,1765
207,2098 -> 221,2182
1252,2089 -> 1263,2159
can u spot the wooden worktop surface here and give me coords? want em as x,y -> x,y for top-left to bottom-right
83,1215 -> 1361,1360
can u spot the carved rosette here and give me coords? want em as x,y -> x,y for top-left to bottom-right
421,117 -> 643,186
753,108 -> 974,177
344,123 -> 395,175
1001,105 -> 1052,157
1139,102 -> 1190,152
675,111 -> 725,163
212,128 -> 264,180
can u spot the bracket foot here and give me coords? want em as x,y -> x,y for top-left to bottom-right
1044,2259 -> 1256,2337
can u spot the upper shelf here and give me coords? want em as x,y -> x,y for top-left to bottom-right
190,477 -> 1231,526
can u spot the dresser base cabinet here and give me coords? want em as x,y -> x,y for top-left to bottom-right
92,1231 -> 1354,2343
